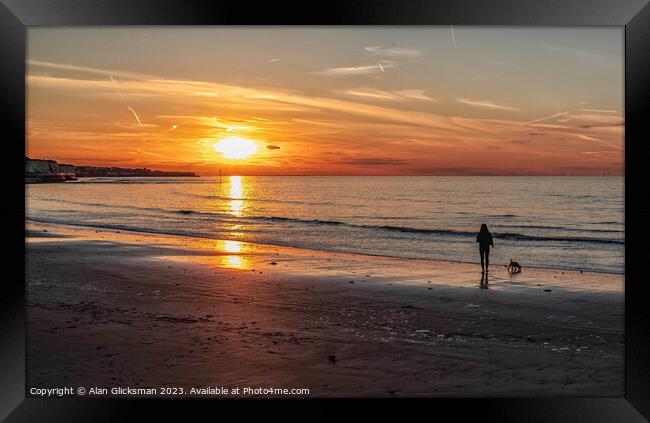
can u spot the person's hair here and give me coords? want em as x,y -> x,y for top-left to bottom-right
480,223 -> 489,233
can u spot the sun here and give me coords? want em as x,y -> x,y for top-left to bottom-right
213,136 -> 258,159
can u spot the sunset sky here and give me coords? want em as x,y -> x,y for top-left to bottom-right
27,27 -> 624,176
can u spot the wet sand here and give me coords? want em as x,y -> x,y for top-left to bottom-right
26,222 -> 624,397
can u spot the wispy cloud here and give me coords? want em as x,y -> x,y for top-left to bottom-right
342,87 -> 398,100
575,134 -> 604,142
313,63 -> 397,76
580,109 -> 618,114
314,45 -> 417,78
457,98 -> 521,112
341,87 -> 435,102
526,110 -> 623,129
395,89 -> 435,101
364,46 -> 420,59
29,60 -> 148,80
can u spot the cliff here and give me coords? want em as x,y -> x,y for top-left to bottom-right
25,158 -> 76,183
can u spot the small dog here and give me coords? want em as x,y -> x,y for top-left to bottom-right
507,259 -> 522,274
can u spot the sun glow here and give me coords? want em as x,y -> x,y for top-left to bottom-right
213,136 -> 258,159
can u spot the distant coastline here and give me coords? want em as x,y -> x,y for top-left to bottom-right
25,157 -> 198,183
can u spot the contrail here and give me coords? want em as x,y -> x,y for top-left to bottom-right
110,75 -> 142,127
525,111 -> 570,126
450,25 -> 457,48
128,107 -> 143,127
574,134 -> 623,151
110,75 -> 126,103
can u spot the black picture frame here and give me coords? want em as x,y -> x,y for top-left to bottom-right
1,0 -> 649,421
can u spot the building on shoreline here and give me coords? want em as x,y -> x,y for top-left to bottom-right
25,157 -> 197,183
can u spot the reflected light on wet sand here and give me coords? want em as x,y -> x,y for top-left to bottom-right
223,255 -> 245,268
215,239 -> 249,269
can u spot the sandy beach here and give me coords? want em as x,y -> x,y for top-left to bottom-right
26,222 -> 624,397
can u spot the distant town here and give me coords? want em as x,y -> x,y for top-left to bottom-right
25,157 -> 197,183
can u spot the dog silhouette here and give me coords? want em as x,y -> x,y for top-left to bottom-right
507,259 -> 522,274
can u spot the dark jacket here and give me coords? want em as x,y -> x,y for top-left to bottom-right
477,232 -> 494,249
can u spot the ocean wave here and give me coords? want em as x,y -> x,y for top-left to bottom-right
191,193 -> 335,207
365,225 -> 623,244
173,211 -> 624,245
35,197 -> 171,212
29,196 -> 624,245
26,217 -> 217,240
25,217 -> 624,274
193,214 -> 617,244
497,224 -> 623,234
494,232 -> 623,244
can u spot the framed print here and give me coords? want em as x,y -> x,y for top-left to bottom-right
1,0 -> 649,421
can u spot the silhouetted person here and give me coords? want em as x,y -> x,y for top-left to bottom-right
477,223 -> 494,273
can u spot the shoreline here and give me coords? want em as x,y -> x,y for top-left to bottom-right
26,221 -> 624,396
25,218 -> 624,278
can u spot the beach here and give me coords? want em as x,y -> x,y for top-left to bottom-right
26,222 -> 624,397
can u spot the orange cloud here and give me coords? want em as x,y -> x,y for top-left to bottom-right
27,61 -> 624,176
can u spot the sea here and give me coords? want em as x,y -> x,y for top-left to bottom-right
26,176 -> 625,274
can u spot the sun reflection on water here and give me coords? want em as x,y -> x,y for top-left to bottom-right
223,240 -> 243,253
229,176 -> 244,216
206,176 -> 251,269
